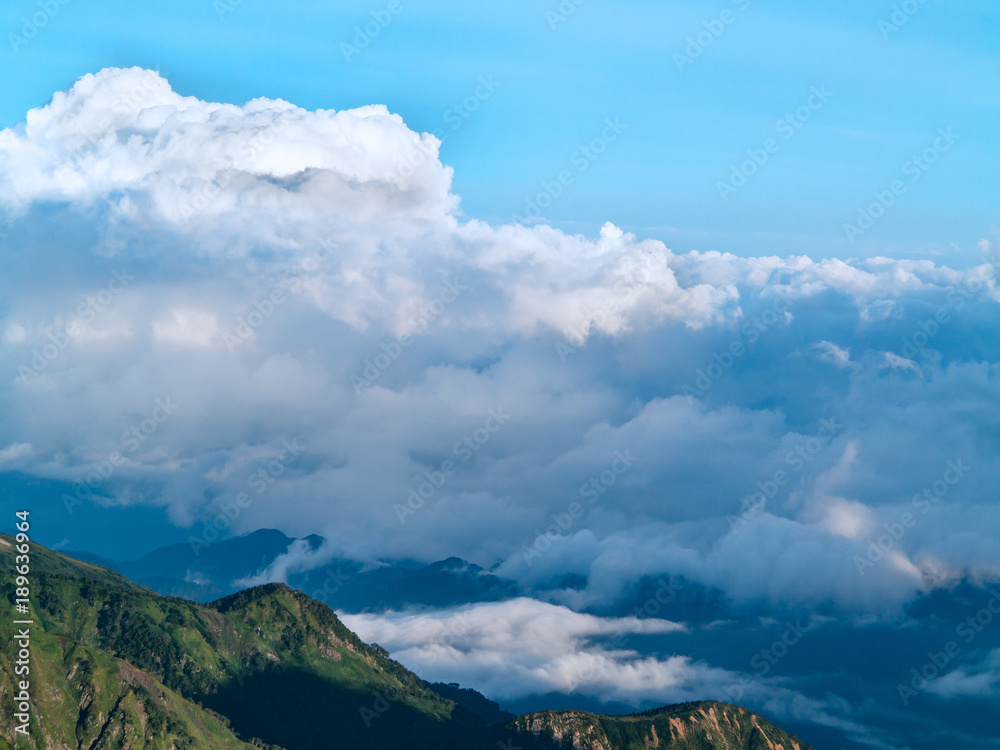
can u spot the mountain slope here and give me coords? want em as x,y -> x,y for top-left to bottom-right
0,538 -> 264,750
514,702 -> 811,750
0,534 -> 490,750
1,535 -> 814,750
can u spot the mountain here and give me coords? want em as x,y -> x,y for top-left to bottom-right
0,534 -> 488,750
513,703 -> 812,750
1,534 -> 815,750
66,529 -> 518,610
81,528 -> 302,602
423,681 -> 516,725
0,536 -> 263,750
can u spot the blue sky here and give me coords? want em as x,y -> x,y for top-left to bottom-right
2,0 -> 998,259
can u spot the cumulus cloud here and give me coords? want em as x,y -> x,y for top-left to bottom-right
0,68 -> 998,619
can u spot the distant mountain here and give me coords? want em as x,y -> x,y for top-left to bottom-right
0,535 -> 814,750
66,529 -> 519,610
295,554 -> 519,612
119,528 -> 299,592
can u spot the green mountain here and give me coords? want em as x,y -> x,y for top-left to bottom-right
0,535 -> 814,750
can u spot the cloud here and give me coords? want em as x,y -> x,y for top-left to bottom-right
812,340 -> 853,368
232,537 -> 338,589
0,68 -> 998,619
879,352 -> 919,372
341,599 -> 895,748
928,649 -> 1000,698
0,442 -> 32,467
341,597 -> 714,703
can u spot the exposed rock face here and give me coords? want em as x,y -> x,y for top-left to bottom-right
513,701 -> 813,750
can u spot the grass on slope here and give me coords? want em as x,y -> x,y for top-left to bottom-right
0,535 -> 481,750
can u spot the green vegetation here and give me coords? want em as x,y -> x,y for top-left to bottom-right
0,535 -> 812,750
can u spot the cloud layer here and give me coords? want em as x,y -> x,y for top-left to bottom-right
342,598 -> 691,701
341,599 -> 901,749
1,68 -> 999,621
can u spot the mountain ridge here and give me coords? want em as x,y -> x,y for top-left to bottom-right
63,528 -> 519,611
1,534 -> 815,750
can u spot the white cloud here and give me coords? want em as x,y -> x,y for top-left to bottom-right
341,597 -> 713,703
0,442 -> 32,466
2,324 -> 26,344
0,68 -> 998,617
152,308 -> 219,348
233,537 -> 339,588
341,599 -> 893,748
879,352 -> 919,372
812,340 -> 853,368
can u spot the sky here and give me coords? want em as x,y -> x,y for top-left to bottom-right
1,0 -> 998,257
1,3 -> 999,749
